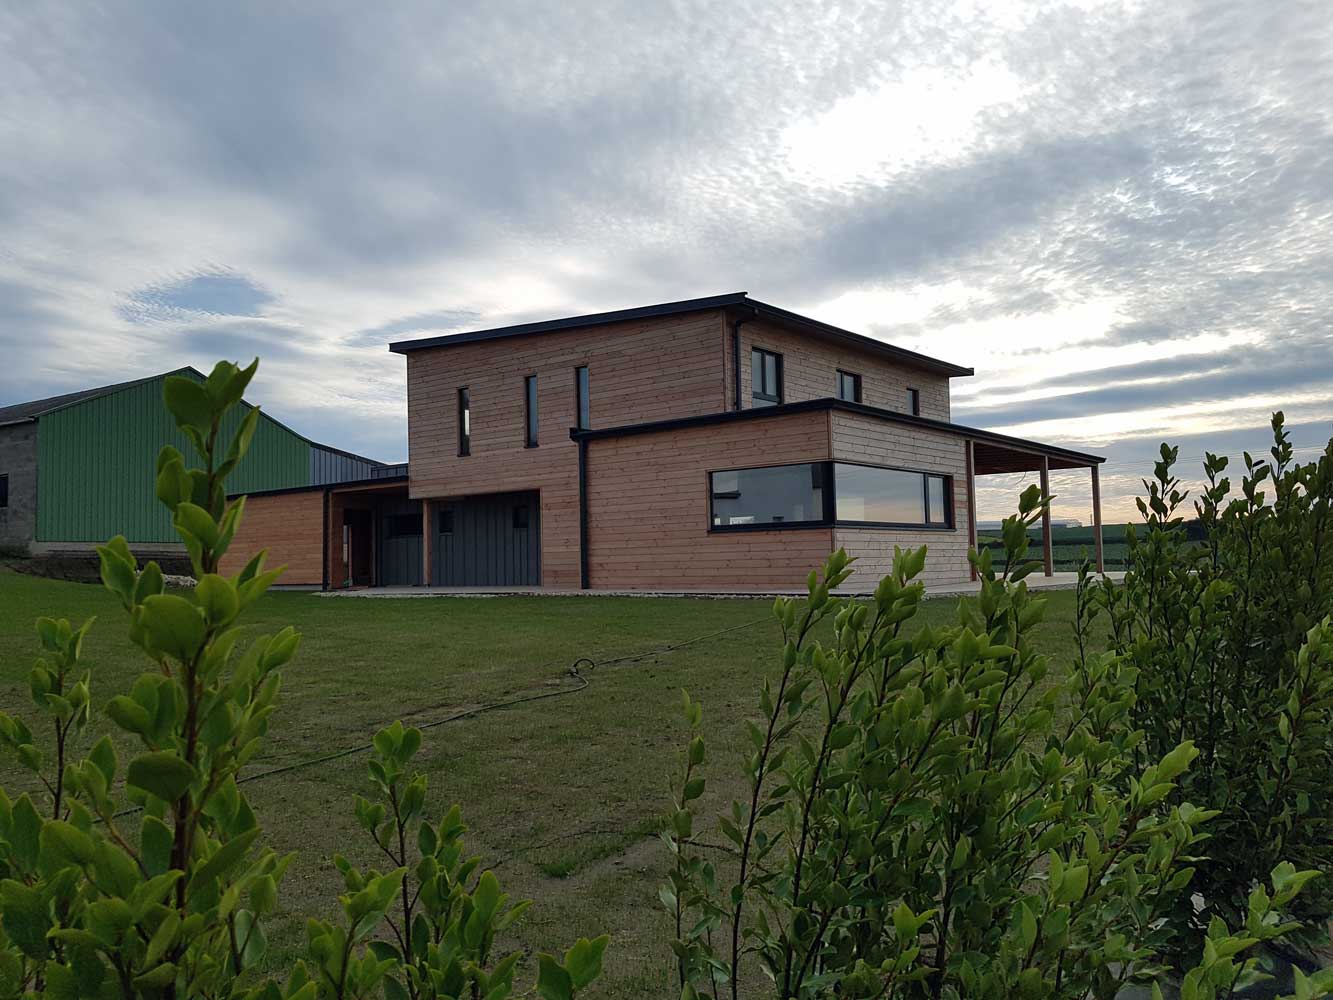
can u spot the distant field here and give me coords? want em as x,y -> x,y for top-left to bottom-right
978,524 -> 1134,570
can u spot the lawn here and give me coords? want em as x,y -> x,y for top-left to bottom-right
0,566 -> 1091,997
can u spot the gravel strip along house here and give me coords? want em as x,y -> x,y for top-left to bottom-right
219,293 -> 1106,592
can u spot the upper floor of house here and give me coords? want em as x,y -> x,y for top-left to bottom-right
389,293 -> 972,474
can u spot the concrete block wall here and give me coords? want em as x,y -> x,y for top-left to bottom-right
0,423 -> 38,553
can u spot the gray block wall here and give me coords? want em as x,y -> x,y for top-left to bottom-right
0,422 -> 38,553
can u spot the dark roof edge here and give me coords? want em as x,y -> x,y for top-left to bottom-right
387,292 -> 972,378
226,473 -> 409,501
569,398 -> 1104,466
743,297 -> 973,377
389,293 -> 749,353
17,365 -> 387,467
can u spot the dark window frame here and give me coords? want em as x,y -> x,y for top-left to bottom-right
751,347 -> 784,407
386,513 -> 422,538
836,369 -> 863,403
524,374 -> 539,448
574,365 -> 590,431
0,472 -> 7,509
708,459 -> 954,533
907,387 -> 921,415
457,387 -> 471,457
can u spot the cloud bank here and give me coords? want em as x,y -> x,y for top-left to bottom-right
1,0 -> 1330,518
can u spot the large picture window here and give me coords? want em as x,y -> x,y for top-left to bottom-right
710,463 -> 828,527
710,461 -> 952,531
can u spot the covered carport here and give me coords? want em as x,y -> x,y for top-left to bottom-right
963,435 -> 1105,580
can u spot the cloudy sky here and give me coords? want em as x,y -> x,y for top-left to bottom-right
2,1 -> 1330,522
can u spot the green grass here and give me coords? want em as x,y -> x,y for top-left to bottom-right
0,567 -> 1090,997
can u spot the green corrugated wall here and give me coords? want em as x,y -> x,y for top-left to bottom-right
36,373 -> 311,543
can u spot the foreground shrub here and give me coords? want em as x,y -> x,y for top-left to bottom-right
0,361 -> 603,998
1097,414 -> 1333,961
665,486 -> 1324,999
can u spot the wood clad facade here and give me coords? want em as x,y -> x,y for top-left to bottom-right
584,410 -> 835,590
220,490 -> 325,586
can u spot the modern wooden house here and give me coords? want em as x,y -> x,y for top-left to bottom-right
222,293 -> 1106,591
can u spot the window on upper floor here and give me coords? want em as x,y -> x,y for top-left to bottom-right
907,387 -> 921,416
524,374 -> 538,447
457,388 -> 471,456
751,347 -> 783,407
575,365 -> 590,430
836,370 -> 862,403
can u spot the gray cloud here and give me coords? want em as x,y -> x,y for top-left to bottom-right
0,0 -> 1330,513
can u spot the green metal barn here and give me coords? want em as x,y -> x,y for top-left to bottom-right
0,367 -> 387,555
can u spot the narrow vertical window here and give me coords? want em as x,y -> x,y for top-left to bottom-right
836,370 -> 862,402
751,347 -> 783,407
457,387 -> 471,456
0,473 -> 8,508
575,365 -> 590,430
908,387 -> 921,415
524,374 -> 538,447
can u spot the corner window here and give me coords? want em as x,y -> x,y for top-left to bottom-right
836,370 -> 862,403
575,365 -> 590,431
710,463 -> 828,527
710,461 -> 952,531
907,387 -> 921,416
0,473 -> 7,509
524,374 -> 538,448
751,348 -> 783,408
457,388 -> 471,457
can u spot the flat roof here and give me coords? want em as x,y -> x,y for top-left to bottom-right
569,397 -> 1103,470
388,292 -> 974,379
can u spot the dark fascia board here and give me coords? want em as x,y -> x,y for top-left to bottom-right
569,397 -> 1104,467
740,297 -> 973,378
387,292 -> 973,379
389,293 -> 749,354
226,473 -> 409,501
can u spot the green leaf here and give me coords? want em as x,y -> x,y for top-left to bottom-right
536,955 -> 573,1000
136,594 -> 207,661
127,751 -> 198,803
563,936 -> 609,990
163,375 -> 214,433
196,574 -> 239,626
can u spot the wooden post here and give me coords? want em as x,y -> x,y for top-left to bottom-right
965,439 -> 978,582
420,499 -> 433,587
1040,456 -> 1053,577
1091,464 -> 1104,574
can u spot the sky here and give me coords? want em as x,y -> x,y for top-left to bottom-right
2,1 -> 1331,523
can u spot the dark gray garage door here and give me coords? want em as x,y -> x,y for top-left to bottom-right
434,491 -> 540,586
377,502 -> 423,587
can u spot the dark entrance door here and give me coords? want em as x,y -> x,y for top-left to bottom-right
345,509 -> 374,587
434,491 -> 540,586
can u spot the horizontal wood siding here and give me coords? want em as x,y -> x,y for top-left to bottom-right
220,490 -> 324,586
585,410 -> 834,590
830,412 -> 971,587
406,310 -> 728,586
731,319 -> 953,420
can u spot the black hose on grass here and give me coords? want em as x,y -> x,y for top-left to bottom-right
107,616 -> 770,820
